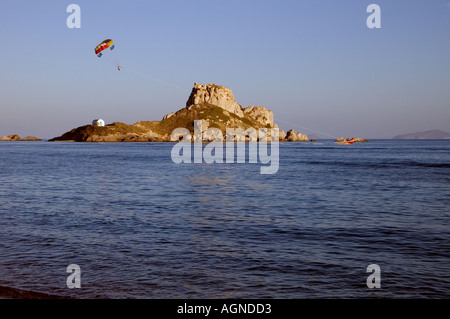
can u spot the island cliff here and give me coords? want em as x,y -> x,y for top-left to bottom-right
49,83 -> 309,142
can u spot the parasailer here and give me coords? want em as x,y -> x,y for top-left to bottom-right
95,39 -> 114,57
95,39 -> 120,71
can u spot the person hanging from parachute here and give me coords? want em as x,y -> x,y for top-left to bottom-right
95,39 -> 120,71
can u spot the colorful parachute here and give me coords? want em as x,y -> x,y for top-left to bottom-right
95,39 -> 114,57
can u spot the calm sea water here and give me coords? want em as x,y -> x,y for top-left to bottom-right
0,140 -> 449,299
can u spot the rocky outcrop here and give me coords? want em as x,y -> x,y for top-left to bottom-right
186,83 -> 244,117
0,134 -> 21,141
279,130 -> 286,140
335,137 -> 369,143
0,134 -> 42,141
185,84 -> 275,128
285,129 -> 309,142
50,83 -> 309,142
243,106 -> 273,127
162,112 -> 175,120
352,137 -> 369,142
21,136 -> 43,141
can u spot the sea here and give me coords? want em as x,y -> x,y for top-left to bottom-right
0,140 -> 449,299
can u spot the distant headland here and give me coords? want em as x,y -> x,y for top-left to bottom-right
49,83 -> 312,143
393,129 -> 450,140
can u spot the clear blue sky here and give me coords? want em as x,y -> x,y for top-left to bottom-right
1,0 -> 449,139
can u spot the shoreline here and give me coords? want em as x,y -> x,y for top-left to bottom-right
0,285 -> 72,299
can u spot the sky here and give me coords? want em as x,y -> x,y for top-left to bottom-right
0,0 -> 449,139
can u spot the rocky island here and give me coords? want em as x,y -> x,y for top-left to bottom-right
0,134 -> 42,141
335,137 -> 369,143
50,83 -> 310,142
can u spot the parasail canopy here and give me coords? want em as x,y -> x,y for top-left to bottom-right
95,39 -> 114,57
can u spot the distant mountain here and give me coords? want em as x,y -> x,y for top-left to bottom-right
393,129 -> 450,140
